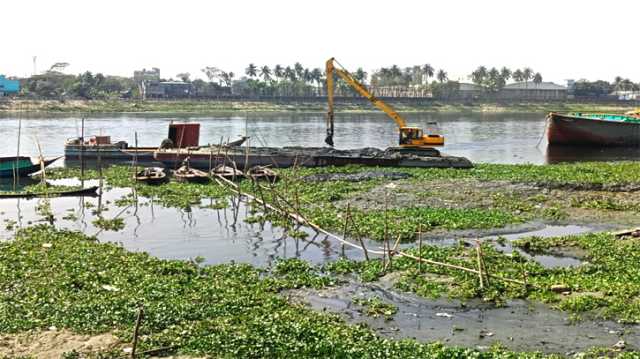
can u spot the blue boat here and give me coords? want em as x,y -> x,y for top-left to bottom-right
0,156 -> 61,178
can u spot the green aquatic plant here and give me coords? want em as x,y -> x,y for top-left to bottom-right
91,217 -> 125,231
0,226 -> 557,358
352,296 -> 398,320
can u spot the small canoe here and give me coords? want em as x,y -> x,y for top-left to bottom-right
0,186 -> 99,199
225,136 -> 249,147
135,167 -> 168,185
247,166 -> 278,183
173,165 -> 210,184
0,156 -> 61,178
547,112 -> 640,146
211,165 -> 244,181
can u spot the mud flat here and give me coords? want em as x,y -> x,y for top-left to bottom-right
291,281 -> 638,354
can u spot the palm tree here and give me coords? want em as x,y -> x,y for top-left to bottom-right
422,64 -> 434,84
294,62 -> 304,80
311,68 -> 323,95
355,68 -> 368,85
500,67 -> 512,82
533,73 -> 543,85
245,64 -> 257,78
436,69 -> 448,83
471,66 -> 488,86
522,67 -> 533,88
512,69 -> 524,83
273,65 -> 284,81
259,65 -> 271,82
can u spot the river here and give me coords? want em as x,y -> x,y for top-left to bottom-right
3,111 -> 638,164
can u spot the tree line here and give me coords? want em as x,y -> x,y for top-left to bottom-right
11,63 -> 640,100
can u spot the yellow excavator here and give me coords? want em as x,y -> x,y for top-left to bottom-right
325,57 -> 445,154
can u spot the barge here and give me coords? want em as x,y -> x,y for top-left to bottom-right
547,111 -> 640,146
154,146 -> 473,169
64,135 -> 156,160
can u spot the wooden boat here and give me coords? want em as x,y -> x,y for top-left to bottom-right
134,167 -> 168,185
247,166 -> 278,183
211,165 -> 244,181
547,112 -> 640,146
173,165 -> 210,184
0,156 -> 61,178
65,136 -> 156,160
0,186 -> 99,199
225,136 -> 249,147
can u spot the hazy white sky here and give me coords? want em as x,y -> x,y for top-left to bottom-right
2,0 -> 638,84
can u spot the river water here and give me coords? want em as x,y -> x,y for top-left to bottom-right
1,111 -> 637,352
3,111 -> 638,164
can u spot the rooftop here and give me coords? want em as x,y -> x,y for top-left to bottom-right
504,82 -> 567,90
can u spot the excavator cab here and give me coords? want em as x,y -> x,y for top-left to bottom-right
399,127 -> 444,147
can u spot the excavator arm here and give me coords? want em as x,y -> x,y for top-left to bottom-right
325,58 -> 407,146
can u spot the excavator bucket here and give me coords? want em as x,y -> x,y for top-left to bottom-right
325,133 -> 334,147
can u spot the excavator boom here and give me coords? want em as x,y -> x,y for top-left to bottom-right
325,57 -> 444,148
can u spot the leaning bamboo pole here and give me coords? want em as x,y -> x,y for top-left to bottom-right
212,174 -> 530,287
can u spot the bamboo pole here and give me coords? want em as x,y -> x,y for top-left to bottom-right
212,174 -> 530,287
131,305 -> 144,358
418,224 -> 423,273
476,242 -> 484,290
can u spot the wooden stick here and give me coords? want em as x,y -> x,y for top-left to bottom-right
418,224 -> 423,273
478,241 -> 491,286
131,305 -> 144,358
476,241 -> 484,290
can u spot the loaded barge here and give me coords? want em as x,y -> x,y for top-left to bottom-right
154,146 -> 473,169
547,110 -> 640,146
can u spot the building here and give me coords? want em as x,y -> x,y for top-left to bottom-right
501,82 -> 567,100
146,81 -> 193,98
0,75 -> 20,96
133,68 -> 160,83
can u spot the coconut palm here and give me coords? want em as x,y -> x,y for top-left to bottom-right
422,64 -> 434,84
354,68 -> 368,85
259,65 -> 272,82
294,62 -> 304,80
311,68 -> 323,95
512,69 -> 524,83
500,67 -> 512,82
245,64 -> 257,78
436,69 -> 448,83
522,67 -> 533,88
533,73 -> 543,85
273,65 -> 284,81
471,66 -> 488,86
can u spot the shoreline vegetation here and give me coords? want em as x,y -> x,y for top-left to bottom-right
5,163 -> 640,356
0,98 -> 637,114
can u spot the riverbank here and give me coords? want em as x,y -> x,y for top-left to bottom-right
0,98 -> 637,114
5,162 -> 640,356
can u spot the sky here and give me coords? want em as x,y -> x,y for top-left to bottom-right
2,0 -> 638,85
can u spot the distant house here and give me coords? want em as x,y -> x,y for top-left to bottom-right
453,81 -> 567,100
501,82 -> 567,100
146,81 -> 193,98
0,75 -> 20,96
611,90 -> 640,101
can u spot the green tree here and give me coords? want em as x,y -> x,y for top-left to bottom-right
533,72 -> 543,85
422,64 -> 434,84
522,67 -> 533,88
245,64 -> 257,78
500,67 -> 511,82
471,66 -> 487,86
512,69 -> 524,83
259,66 -> 272,82
176,73 -> 191,82
436,69 -> 448,83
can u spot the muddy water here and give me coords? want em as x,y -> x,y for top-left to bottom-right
0,179 -> 372,267
297,281 -> 637,354
3,111 -> 639,165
